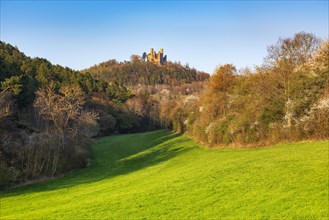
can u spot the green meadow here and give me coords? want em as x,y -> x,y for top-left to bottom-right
0,130 -> 328,219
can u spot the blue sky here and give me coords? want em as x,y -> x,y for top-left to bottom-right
1,1 -> 328,73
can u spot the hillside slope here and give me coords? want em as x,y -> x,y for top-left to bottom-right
82,59 -> 209,86
1,130 -> 328,219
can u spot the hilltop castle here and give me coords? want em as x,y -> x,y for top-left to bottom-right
146,48 -> 167,65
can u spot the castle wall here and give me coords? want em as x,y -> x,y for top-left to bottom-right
147,48 -> 166,65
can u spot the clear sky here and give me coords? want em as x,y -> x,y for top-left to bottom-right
1,1 -> 328,74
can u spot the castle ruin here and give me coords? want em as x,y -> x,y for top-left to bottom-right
146,48 -> 167,65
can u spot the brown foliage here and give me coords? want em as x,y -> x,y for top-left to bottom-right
209,64 -> 236,93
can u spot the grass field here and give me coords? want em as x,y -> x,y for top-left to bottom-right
0,130 -> 328,219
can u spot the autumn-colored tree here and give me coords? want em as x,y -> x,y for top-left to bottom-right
209,64 -> 236,92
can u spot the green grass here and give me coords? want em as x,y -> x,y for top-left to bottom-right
1,130 -> 328,219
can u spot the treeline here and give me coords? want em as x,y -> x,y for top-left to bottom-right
81,57 -> 209,86
0,42 -> 135,188
161,32 -> 329,146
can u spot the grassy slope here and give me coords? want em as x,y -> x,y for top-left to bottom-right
0,130 -> 328,219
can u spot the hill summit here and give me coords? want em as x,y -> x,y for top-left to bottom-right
81,56 -> 209,86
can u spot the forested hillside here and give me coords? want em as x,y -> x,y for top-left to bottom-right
0,42 -> 134,188
81,58 -> 209,86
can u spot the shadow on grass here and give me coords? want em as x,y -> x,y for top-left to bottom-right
1,130 -> 191,197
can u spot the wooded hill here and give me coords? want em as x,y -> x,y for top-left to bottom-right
81,58 -> 210,86
0,42 -> 135,188
0,42 -> 133,107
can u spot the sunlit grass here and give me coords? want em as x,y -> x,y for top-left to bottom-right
1,130 -> 328,219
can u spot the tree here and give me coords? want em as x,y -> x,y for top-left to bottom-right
264,33 -> 322,129
206,64 -> 237,118
266,32 -> 321,68
130,54 -> 141,63
209,64 -> 236,92
142,52 -> 147,62
34,83 -> 90,175
265,32 -> 321,100
1,75 -> 23,96
0,91 -> 14,119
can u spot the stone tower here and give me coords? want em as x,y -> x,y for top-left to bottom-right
147,48 -> 167,65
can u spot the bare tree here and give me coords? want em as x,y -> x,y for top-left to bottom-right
34,83 -> 89,175
266,32 -> 321,68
